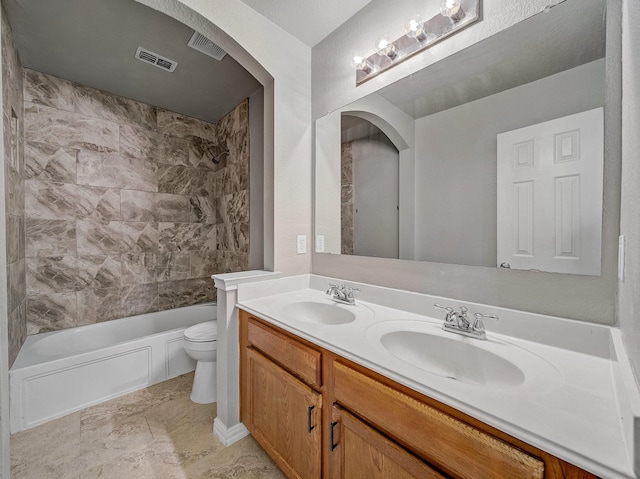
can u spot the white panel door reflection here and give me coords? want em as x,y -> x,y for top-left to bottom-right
497,108 -> 603,275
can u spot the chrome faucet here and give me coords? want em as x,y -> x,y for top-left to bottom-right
433,304 -> 499,340
326,283 -> 360,305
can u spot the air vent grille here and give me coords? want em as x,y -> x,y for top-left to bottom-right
134,46 -> 178,72
187,31 -> 227,61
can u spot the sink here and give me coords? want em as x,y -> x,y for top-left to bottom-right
379,330 -> 525,388
283,301 -> 356,325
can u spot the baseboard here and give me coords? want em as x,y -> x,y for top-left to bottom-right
213,417 -> 250,446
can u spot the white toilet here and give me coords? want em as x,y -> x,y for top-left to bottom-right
183,320 -> 218,404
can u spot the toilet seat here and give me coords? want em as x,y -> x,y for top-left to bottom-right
184,321 -> 218,342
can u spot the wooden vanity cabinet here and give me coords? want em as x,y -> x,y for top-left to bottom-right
239,310 -> 600,479
240,313 -> 323,479
329,405 -> 447,479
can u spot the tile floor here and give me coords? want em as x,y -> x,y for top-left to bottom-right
10,373 -> 286,478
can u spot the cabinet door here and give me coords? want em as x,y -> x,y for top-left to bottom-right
330,406 -> 446,479
246,348 -> 322,479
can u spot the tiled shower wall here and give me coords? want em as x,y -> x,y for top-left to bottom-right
341,142 -> 354,255
2,8 -> 26,366
23,69 -> 249,334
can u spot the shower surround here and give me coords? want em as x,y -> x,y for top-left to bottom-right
23,69 -> 249,334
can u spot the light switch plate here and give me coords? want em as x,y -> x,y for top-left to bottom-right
296,235 -> 307,254
315,235 -> 325,253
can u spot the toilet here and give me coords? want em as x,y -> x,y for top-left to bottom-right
183,321 -> 218,404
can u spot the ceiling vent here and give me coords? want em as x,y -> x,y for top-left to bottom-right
187,31 -> 227,61
134,46 -> 178,72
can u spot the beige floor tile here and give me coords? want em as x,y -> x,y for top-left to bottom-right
10,374 -> 284,479
10,411 -> 82,479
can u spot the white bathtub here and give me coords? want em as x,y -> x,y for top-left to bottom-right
9,302 -> 216,433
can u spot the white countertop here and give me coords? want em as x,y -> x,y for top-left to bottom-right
236,275 -> 639,479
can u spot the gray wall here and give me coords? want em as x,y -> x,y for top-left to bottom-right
22,70 -> 249,333
312,0 -> 622,325
415,60 -> 605,267
619,0 -> 640,382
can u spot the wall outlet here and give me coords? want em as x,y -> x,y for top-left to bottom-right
296,235 -> 307,254
315,235 -> 325,253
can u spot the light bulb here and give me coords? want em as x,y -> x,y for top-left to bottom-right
352,55 -> 374,74
440,0 -> 465,22
405,15 -> 433,43
375,36 -> 398,60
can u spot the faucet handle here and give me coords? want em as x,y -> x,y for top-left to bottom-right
472,312 -> 499,333
434,303 -> 454,313
434,303 -> 456,324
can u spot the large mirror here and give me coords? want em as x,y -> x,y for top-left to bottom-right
315,0 -> 607,275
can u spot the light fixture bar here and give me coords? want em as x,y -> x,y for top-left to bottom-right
355,0 -> 480,85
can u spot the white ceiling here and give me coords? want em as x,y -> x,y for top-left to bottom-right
238,0 -> 372,46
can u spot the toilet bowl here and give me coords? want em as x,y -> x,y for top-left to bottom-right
183,320 -> 218,404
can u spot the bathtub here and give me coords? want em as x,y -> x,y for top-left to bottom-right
9,302 -> 216,433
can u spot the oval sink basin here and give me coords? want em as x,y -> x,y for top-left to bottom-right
380,330 -> 525,388
283,301 -> 356,325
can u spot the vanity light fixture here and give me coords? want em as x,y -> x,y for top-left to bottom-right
355,0 -> 480,85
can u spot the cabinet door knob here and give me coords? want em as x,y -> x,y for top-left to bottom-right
307,405 -> 316,432
330,421 -> 338,451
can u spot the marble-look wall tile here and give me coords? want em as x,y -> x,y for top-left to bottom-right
216,190 -> 249,224
20,75 -> 248,332
4,10 -> 27,363
8,258 -> 26,312
25,219 -> 76,257
157,164 -> 192,195
218,251 -> 248,274
73,85 -> 156,130
156,108 -> 215,140
23,69 -> 75,112
158,223 -> 215,253
8,301 -> 27,366
158,165 -> 213,196
5,165 -> 24,217
76,255 -> 121,290
77,150 -> 157,192
119,124 -> 159,161
24,103 -> 119,152
190,251 -> 219,278
156,252 -> 190,282
25,142 -> 77,183
77,288 -> 121,325
120,190 -> 190,223
188,137 -> 218,169
77,221 -> 158,255
26,256 -> 78,295
189,196 -> 215,224
216,223 -> 249,253
158,136 -> 190,166
158,278 -> 216,310
27,292 -> 77,334
6,214 -> 21,263
25,180 -> 121,222
227,130 -> 249,167
121,253 -> 156,285
120,283 -> 158,318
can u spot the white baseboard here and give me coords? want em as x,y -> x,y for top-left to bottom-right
213,417 -> 250,446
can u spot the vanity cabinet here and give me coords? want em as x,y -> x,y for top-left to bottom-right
239,310 -> 599,479
329,405 -> 446,479
240,314 -> 323,479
